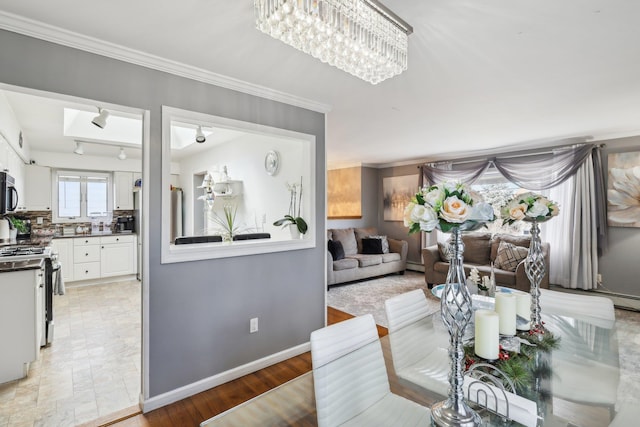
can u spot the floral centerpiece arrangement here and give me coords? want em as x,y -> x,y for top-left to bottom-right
501,192 -> 559,225
403,181 -> 495,426
273,177 -> 308,235
404,181 -> 495,233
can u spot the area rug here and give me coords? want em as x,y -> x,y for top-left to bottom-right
327,271 -> 440,328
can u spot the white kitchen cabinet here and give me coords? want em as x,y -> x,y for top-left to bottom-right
114,171 -> 134,210
57,234 -> 137,282
0,268 -> 40,383
100,235 -> 136,277
25,165 -> 52,211
0,136 -> 8,171
50,239 -> 74,282
72,237 -> 101,280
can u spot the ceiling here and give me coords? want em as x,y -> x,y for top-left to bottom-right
0,0 -> 639,168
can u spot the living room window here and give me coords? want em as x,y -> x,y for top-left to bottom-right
471,167 -> 530,236
53,170 -> 112,223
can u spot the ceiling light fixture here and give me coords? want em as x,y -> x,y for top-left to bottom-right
117,148 -> 127,160
195,126 -> 206,143
91,108 -> 110,129
73,141 -> 84,155
254,0 -> 412,85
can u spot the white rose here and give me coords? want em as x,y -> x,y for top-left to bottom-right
403,202 -> 416,227
420,206 -> 439,232
508,202 -> 527,221
424,187 -> 444,207
468,202 -> 494,222
439,195 -> 470,223
527,200 -> 550,218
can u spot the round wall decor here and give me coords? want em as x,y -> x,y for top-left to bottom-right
264,150 -> 280,176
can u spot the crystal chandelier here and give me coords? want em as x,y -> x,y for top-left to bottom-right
254,0 -> 412,85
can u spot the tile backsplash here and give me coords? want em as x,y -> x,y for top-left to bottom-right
10,210 -> 134,234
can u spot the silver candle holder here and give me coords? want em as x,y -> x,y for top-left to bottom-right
524,219 -> 546,335
431,226 -> 482,427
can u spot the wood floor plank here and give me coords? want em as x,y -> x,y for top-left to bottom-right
107,306 -> 365,427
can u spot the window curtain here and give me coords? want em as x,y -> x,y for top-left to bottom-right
541,152 -> 599,289
420,144 -> 607,289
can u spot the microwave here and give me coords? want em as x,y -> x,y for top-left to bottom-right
0,172 -> 19,214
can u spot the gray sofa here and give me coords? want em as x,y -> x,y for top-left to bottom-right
422,232 -> 550,292
327,227 -> 408,286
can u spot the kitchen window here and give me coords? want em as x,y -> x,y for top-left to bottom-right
53,170 -> 112,223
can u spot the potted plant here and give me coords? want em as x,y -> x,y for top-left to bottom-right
210,204 -> 241,242
273,178 -> 308,237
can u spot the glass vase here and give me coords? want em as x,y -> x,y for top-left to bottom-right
431,226 -> 481,427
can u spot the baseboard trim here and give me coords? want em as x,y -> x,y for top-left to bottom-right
140,342 -> 310,413
406,262 -> 425,273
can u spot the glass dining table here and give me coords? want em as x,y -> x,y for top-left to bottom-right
201,300 -> 624,427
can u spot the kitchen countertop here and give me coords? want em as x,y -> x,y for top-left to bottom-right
51,231 -> 136,239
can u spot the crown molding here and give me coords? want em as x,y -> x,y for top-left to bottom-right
0,11 -> 332,114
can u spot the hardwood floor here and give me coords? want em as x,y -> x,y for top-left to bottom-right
100,307 -> 383,427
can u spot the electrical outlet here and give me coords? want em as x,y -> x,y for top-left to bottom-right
37,217 -> 44,225
250,317 -> 259,333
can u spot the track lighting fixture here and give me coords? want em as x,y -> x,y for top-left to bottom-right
195,126 -> 206,143
118,147 -> 127,160
73,141 -> 84,155
92,108 -> 110,129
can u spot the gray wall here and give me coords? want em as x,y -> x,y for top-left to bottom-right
0,30 -> 326,397
598,135 -> 640,296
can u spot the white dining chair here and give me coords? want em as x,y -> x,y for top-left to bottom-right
310,314 -> 430,427
384,290 -> 450,397
540,288 -> 615,327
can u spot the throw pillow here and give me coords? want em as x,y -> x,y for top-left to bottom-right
438,242 -> 452,261
327,239 -> 345,260
367,235 -> 389,253
494,241 -> 528,272
331,228 -> 358,256
361,238 -> 384,254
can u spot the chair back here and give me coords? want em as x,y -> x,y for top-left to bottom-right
384,289 -> 431,332
310,314 -> 390,427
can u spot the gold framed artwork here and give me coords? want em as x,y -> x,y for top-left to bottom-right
328,167 -> 362,219
607,151 -> 640,228
383,174 -> 418,221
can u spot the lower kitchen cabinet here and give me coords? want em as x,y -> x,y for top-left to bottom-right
100,235 -> 136,277
51,234 -> 137,283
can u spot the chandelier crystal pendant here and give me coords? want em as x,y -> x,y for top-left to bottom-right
254,0 -> 412,85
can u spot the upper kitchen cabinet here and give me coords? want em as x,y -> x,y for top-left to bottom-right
25,165 -> 51,211
114,171 -> 134,210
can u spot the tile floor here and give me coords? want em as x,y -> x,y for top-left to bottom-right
0,279 -> 141,427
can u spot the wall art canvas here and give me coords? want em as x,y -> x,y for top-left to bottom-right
383,174 -> 418,221
607,151 -> 640,228
327,167 -> 362,219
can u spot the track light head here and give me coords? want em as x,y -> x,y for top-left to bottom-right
195,126 -> 206,143
118,147 -> 127,160
92,108 -> 110,129
73,141 -> 84,155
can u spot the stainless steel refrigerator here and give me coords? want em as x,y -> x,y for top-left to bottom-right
170,187 -> 183,243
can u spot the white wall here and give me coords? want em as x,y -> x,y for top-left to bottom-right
0,90 -> 30,163
178,134 -> 309,239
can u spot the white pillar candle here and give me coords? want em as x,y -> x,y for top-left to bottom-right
474,309 -> 499,360
515,293 -> 532,331
495,293 -> 517,336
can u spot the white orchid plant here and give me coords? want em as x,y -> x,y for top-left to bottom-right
404,181 -> 495,234
469,267 -> 491,291
501,192 -> 559,225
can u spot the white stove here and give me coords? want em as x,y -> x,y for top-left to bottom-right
0,246 -> 51,262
